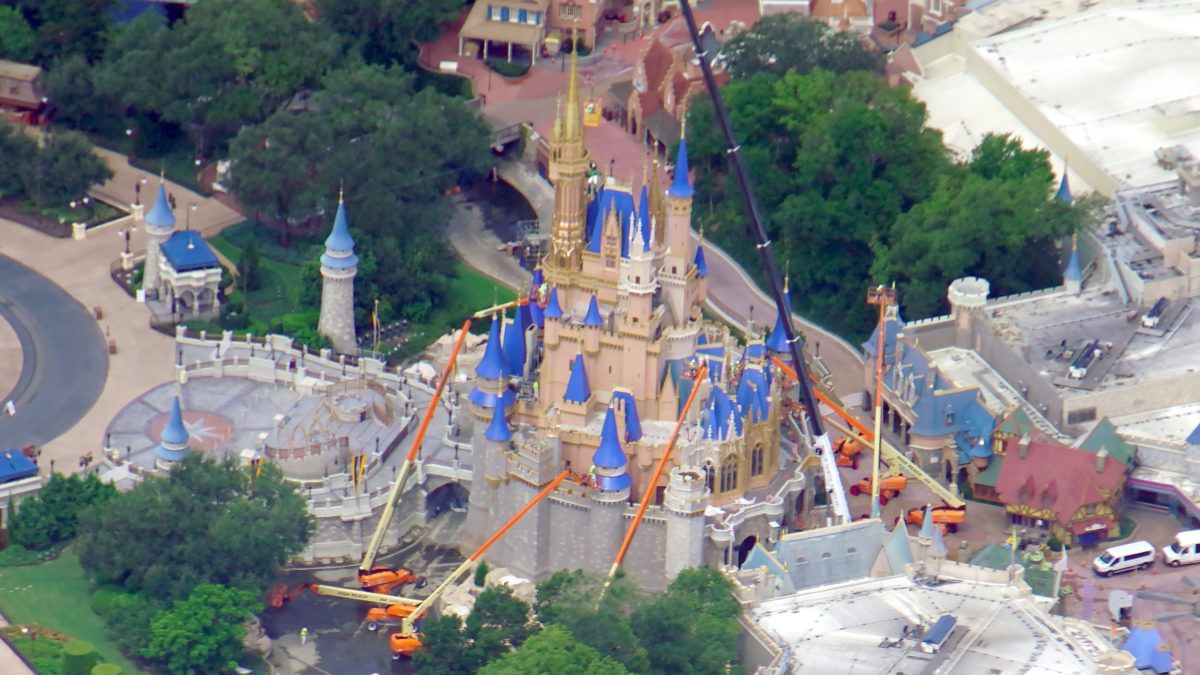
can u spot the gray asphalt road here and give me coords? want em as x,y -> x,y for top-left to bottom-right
0,253 -> 108,451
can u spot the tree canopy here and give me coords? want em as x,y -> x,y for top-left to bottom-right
413,585 -> 540,675
228,62 -> 491,324
721,14 -> 884,79
315,0 -> 465,66
96,0 -> 345,156
77,453 -> 313,603
141,584 -> 262,675
0,5 -> 36,61
6,0 -> 116,63
687,67 -> 1092,337
479,625 -> 632,675
8,472 -> 117,550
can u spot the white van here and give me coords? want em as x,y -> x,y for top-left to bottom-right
1162,529 -> 1200,567
1093,540 -> 1156,577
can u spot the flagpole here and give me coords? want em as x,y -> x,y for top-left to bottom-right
372,299 -> 380,358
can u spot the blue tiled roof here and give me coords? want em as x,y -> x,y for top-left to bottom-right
1064,245 -> 1082,281
694,245 -> 708,277
1122,628 -> 1172,672
612,390 -> 642,442
597,472 -> 632,491
1055,172 -> 1073,204
503,309 -> 527,378
637,186 -> 652,252
737,368 -> 770,424
765,294 -> 791,353
1187,421 -> 1200,446
0,449 -> 37,484
593,407 -> 627,469
544,287 -> 563,319
485,399 -> 512,441
586,187 -> 635,256
160,231 -> 220,272
669,139 -> 692,198
702,387 -> 741,440
583,295 -> 603,326
325,200 -> 355,252
475,318 -> 507,380
146,183 -> 175,229
528,296 -> 544,328
863,307 -> 904,359
564,353 -> 590,403
161,396 -> 189,445
531,268 -> 544,289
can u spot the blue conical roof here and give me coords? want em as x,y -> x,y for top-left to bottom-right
503,309 -> 527,377
919,505 -> 934,539
583,295 -> 602,327
765,293 -> 791,353
475,317 -> 507,380
669,139 -> 692,198
531,268 -> 544,289
146,183 -> 176,229
637,186 -> 652,251
564,353 -> 590,403
694,245 -> 708,277
592,407 -> 627,469
485,397 -> 512,442
544,287 -> 563,319
325,199 -> 356,252
161,396 -> 188,445
1064,242 -> 1082,281
1055,172 -> 1073,203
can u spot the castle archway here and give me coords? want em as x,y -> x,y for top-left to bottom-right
735,534 -> 757,568
425,481 -> 469,518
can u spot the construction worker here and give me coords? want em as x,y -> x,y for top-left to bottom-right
300,627 -> 308,645
588,464 -> 596,487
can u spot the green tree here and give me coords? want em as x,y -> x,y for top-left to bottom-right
141,584 -> 262,675
316,0 -> 464,66
871,134 -> 1093,318
0,121 -> 37,198
96,0 -> 343,157
42,54 -> 116,132
10,0 -> 116,63
688,68 -> 949,336
631,568 -> 742,675
535,570 -> 650,673
0,6 -> 36,61
240,238 -> 262,291
722,13 -> 884,79
21,129 -> 114,209
479,625 -> 632,675
8,472 -> 117,550
59,640 -> 99,675
413,585 -> 539,674
77,453 -> 313,603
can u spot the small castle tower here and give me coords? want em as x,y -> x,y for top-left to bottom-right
156,395 -> 190,471
663,466 -> 710,580
318,193 -> 358,354
1064,234 -> 1082,295
765,277 -> 792,358
143,182 -> 176,300
948,277 -> 990,350
588,407 -> 632,566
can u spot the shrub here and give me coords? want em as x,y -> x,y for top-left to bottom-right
474,560 -> 490,587
60,640 -> 99,675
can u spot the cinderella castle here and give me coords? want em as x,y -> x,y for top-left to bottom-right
460,51 -> 807,590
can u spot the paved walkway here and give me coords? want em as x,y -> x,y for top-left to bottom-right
0,313 -> 21,407
0,146 -> 243,474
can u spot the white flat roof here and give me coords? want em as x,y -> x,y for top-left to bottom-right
750,575 -> 1102,674
973,1 -> 1200,189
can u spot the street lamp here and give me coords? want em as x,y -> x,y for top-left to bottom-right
119,225 -> 137,254
187,202 -> 197,230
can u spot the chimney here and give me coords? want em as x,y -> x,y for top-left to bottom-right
1096,447 -> 1109,474
1019,435 -> 1030,459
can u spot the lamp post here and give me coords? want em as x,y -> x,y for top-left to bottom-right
187,202 -> 197,230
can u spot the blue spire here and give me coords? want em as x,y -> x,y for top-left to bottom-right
765,292 -> 791,353
503,308 -> 527,378
564,353 -> 590,403
531,268 -> 544,289
583,295 -> 602,326
146,182 -> 176,229
694,244 -> 708,277
528,295 -> 544,328
544,287 -> 563,319
320,198 -> 358,269
592,407 -> 627,469
485,397 -> 512,442
475,317 -> 507,380
919,504 -> 934,539
161,396 -> 188,445
669,139 -> 692,198
1064,238 -> 1082,281
1055,171 -> 1073,203
638,186 -> 652,251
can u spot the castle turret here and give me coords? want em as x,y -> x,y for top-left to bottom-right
588,407 -> 632,565
156,395 -> 190,471
546,46 -> 590,274
1055,170 -> 1074,204
318,195 -> 359,354
485,394 -> 513,443
663,466 -> 709,580
503,306 -> 528,379
564,353 -> 591,404
662,138 -> 695,330
765,279 -> 792,356
469,317 -> 513,412
583,294 -> 602,353
143,182 -> 176,300
543,287 -> 563,348
1064,234 -> 1082,295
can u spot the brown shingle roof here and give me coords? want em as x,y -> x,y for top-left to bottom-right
995,436 -> 1126,523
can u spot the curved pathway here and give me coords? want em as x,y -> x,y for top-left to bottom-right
0,254 -> 108,450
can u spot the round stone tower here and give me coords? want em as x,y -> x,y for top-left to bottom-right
948,277 -> 990,348
318,196 -> 358,354
143,182 -> 176,300
663,466 -> 709,581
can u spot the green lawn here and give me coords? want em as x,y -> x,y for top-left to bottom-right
391,263 -> 517,361
0,549 -> 145,674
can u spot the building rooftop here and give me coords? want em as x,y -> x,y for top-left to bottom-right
986,290 -> 1200,392
160,231 -> 220,272
1110,401 -> 1200,450
748,574 -> 1107,674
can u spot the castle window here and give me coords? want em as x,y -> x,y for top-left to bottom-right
500,6 -> 510,21
518,8 -> 527,22
751,444 -> 764,476
720,455 -> 739,492
560,2 -> 580,18
703,462 -> 714,493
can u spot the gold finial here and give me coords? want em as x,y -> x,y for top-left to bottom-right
1071,232 -> 1077,249
642,156 -> 649,188
338,180 -> 344,204
680,114 -> 687,141
784,259 -> 790,294
564,30 -> 582,140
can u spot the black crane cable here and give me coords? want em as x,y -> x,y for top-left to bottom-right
676,0 -> 825,440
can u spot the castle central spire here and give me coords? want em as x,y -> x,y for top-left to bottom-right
545,34 -> 591,274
